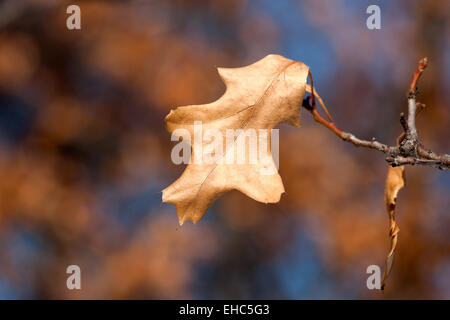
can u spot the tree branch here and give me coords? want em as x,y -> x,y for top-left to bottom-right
303,58 -> 450,171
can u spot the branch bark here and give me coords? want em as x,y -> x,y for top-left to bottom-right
303,58 -> 450,171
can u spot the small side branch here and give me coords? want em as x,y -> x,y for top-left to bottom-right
386,156 -> 449,169
302,57 -> 449,171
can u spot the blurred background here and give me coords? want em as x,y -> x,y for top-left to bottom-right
0,0 -> 449,299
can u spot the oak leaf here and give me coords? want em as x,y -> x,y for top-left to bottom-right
162,54 -> 309,225
381,164 -> 405,289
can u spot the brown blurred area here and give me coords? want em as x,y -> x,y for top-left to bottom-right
0,0 -> 449,299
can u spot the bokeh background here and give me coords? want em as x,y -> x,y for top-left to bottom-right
0,0 -> 449,299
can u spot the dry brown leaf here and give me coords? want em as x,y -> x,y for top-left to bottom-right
162,54 -> 309,225
381,164 -> 405,290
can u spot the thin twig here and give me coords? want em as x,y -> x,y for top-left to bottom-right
409,57 -> 428,95
302,58 -> 450,171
